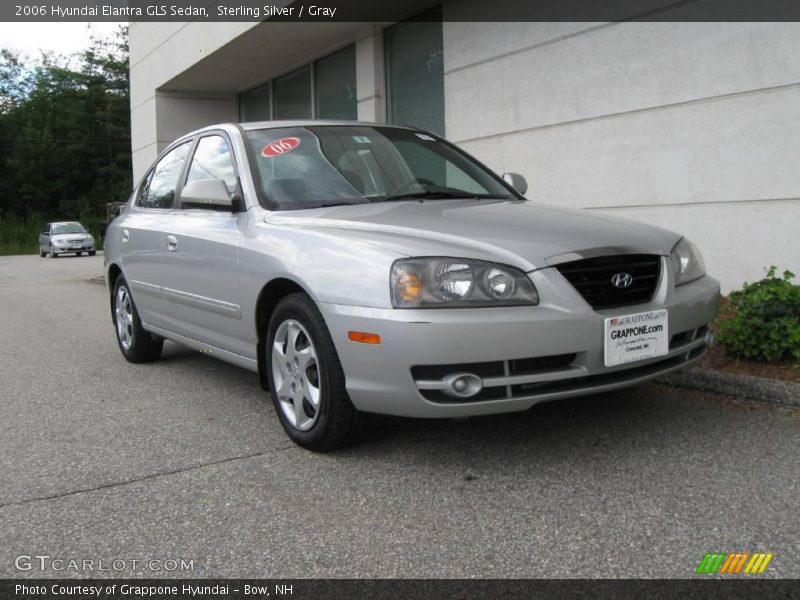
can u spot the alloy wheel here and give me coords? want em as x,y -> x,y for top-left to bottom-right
115,285 -> 134,350
271,319 -> 321,431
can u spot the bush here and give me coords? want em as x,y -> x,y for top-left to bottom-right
716,267 -> 800,361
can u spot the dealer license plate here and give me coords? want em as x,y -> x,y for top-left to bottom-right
604,309 -> 668,367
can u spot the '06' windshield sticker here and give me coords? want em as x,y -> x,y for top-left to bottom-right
261,137 -> 300,158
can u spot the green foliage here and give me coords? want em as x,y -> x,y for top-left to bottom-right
0,214 -> 42,255
0,25 -> 131,243
717,267 -> 800,362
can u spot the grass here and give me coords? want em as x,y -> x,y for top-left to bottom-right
0,217 -> 41,255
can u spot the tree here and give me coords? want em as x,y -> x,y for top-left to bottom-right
0,25 -> 131,221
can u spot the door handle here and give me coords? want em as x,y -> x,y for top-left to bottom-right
121,229 -> 130,243
166,235 -> 178,252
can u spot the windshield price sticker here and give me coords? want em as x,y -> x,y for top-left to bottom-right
261,137 -> 300,158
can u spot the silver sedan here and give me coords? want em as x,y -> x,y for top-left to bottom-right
104,121 -> 719,450
39,221 -> 96,258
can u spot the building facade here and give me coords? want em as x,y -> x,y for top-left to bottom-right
129,3 -> 800,291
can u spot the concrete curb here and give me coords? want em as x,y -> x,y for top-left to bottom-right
660,367 -> 800,407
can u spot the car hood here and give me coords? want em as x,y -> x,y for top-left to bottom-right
265,199 -> 681,271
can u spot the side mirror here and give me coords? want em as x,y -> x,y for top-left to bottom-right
180,178 -> 233,208
502,172 -> 528,196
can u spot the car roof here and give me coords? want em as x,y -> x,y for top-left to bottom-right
178,120 -> 421,141
49,221 -> 83,225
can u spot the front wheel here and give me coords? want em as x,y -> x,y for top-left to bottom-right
89,250 -> 96,256
113,275 -> 163,363
266,293 -> 373,451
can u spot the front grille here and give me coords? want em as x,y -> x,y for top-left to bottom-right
555,254 -> 661,309
509,346 -> 705,398
412,346 -> 706,405
67,238 -> 84,243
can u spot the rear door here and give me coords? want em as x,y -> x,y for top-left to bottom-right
118,141 -> 192,328
158,132 -> 248,355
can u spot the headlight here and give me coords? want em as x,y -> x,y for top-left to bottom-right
671,237 -> 706,286
391,258 -> 539,308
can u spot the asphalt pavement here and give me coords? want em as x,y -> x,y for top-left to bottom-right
0,253 -> 798,578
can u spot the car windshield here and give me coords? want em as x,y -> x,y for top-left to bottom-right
243,125 -> 517,210
51,222 -> 86,234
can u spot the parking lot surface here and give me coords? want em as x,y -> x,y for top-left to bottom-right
1,253 -> 798,578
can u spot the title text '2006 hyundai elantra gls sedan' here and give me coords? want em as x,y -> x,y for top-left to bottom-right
105,121 -> 719,450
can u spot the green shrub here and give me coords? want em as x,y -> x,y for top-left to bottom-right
716,267 -> 800,361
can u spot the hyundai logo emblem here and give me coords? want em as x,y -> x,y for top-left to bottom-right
611,272 -> 634,288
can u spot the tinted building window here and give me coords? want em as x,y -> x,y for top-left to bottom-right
239,83 -> 271,122
273,67 -> 312,120
315,45 -> 357,120
385,9 -> 445,135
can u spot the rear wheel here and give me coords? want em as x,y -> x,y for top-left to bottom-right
113,275 -> 163,363
266,293 -> 373,451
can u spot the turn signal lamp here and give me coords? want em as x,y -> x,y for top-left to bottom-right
348,331 -> 382,345
395,272 -> 422,305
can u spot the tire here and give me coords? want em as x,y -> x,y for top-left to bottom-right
50,250 -> 58,258
112,275 -> 163,363
76,252 -> 82,257
266,293 -> 374,451
89,251 -> 96,256
39,247 -> 45,257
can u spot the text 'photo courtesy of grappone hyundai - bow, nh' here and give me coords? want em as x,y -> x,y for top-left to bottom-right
104,121 -> 720,451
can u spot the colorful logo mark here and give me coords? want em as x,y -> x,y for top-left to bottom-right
696,552 -> 773,574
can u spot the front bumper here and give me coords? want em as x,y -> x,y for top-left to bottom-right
53,244 -> 95,253
319,264 -> 720,418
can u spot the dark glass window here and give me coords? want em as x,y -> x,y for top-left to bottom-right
186,136 -> 237,194
273,67 -> 312,120
137,142 -> 191,209
243,125 -> 514,211
239,83 -> 271,122
315,45 -> 357,120
385,9 -> 445,135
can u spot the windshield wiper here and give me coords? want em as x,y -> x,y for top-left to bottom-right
376,191 -> 509,203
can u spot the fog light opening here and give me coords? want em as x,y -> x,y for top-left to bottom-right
442,372 -> 483,399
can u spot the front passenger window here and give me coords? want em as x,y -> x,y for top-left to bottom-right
186,135 -> 237,194
138,142 -> 191,209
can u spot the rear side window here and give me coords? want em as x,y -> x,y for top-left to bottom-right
137,142 -> 191,209
186,135 -> 237,194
